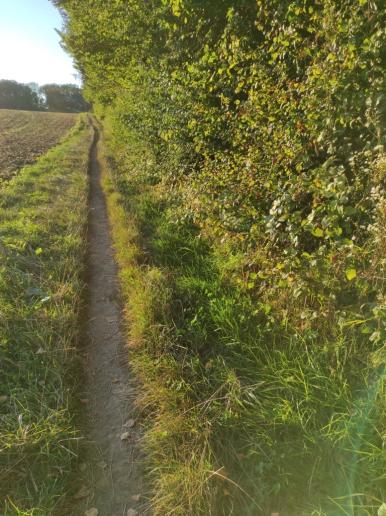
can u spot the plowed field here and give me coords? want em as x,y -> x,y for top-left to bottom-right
0,109 -> 77,180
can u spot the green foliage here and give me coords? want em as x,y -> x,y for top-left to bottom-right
0,116 -> 92,513
41,83 -> 90,113
57,0 -> 386,514
0,80 -> 88,113
0,80 -> 41,111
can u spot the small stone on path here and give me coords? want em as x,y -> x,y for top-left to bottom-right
74,485 -> 90,499
124,418 -> 135,428
85,508 -> 98,516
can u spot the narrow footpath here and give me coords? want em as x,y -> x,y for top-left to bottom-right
82,124 -> 146,516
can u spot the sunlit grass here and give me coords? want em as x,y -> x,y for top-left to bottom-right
0,116 -> 92,513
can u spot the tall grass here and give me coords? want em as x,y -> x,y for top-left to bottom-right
0,116 -> 93,514
100,124 -> 385,515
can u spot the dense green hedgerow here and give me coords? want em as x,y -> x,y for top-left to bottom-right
56,1 -> 385,514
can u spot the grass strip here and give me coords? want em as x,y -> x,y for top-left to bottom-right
0,115 -> 93,514
100,127 -> 385,515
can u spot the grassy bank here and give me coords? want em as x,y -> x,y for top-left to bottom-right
100,121 -> 385,515
0,116 -> 93,514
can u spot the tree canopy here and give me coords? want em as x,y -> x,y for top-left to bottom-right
41,83 -> 90,112
0,80 -> 41,110
0,79 -> 89,112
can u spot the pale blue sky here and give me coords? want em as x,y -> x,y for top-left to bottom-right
0,0 -> 79,85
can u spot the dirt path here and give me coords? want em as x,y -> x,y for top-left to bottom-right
82,124 -> 146,516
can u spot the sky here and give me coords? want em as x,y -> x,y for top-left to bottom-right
0,0 -> 79,85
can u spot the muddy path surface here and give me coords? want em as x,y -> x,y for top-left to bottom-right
82,124 -> 147,516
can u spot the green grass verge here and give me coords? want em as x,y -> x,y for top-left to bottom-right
100,128 -> 385,515
0,115 -> 93,514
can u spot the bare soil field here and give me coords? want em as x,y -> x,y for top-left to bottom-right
0,109 -> 77,180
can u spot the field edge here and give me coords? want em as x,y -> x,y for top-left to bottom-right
0,114 -> 94,514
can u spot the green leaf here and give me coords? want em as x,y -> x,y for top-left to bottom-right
345,268 -> 357,281
377,503 -> 386,516
335,227 -> 343,236
312,227 -> 324,238
171,0 -> 182,17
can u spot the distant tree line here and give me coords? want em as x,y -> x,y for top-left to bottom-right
0,79 -> 90,112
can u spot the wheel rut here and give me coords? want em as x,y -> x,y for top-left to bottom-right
81,123 -> 146,516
